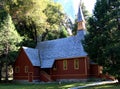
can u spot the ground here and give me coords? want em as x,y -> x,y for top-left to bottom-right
0,82 -> 120,89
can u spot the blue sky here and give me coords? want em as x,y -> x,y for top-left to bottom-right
54,0 -> 96,21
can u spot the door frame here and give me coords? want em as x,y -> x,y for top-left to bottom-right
28,72 -> 33,82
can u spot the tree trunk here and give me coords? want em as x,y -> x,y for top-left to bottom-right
4,43 -> 9,82
31,20 -> 37,44
0,65 -> 2,82
34,27 -> 37,44
5,63 -> 8,82
41,29 -> 49,41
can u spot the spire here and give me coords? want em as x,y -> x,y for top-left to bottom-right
77,1 -> 86,30
77,3 -> 85,22
78,1 -> 85,22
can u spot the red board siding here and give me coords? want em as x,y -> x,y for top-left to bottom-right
33,67 -> 41,80
89,64 -> 100,77
13,48 -> 40,81
51,57 -> 89,80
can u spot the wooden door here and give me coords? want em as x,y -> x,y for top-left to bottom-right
28,73 -> 33,82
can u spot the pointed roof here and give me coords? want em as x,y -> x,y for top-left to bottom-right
77,4 -> 85,22
22,47 -> 40,66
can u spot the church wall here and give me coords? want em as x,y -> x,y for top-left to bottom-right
13,48 -> 40,82
51,57 -> 89,80
89,64 -> 102,77
33,66 -> 41,80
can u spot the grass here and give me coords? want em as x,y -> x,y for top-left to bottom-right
0,82 -> 120,89
0,82 -> 86,89
83,84 -> 120,89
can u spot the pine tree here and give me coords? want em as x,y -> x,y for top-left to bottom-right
0,9 -> 22,81
83,0 -> 120,78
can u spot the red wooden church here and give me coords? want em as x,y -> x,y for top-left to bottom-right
14,5 -> 102,82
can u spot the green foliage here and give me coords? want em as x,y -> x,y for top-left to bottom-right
1,0 -> 67,46
72,19 -> 78,35
45,26 -> 68,40
0,9 -> 21,56
59,27 -> 68,38
0,82 -> 120,89
44,2 -> 64,30
0,82 -> 87,89
41,1 -> 69,41
0,8 -> 22,81
16,17 -> 37,47
83,0 -> 120,77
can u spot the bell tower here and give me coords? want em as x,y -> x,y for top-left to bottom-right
77,4 -> 86,30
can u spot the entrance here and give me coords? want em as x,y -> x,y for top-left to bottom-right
28,73 -> 33,82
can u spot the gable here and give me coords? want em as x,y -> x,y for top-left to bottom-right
14,48 -> 33,69
22,47 -> 40,66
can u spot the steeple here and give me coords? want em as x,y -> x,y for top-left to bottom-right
77,3 -> 86,30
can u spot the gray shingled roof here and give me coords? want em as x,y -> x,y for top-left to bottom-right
36,30 -> 87,68
77,5 -> 85,22
23,47 -> 40,66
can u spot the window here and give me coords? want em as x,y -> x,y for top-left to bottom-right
63,60 -> 67,70
74,59 -> 79,69
25,66 -> 28,73
15,66 -> 19,73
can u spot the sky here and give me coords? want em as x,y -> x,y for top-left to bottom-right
54,0 -> 96,21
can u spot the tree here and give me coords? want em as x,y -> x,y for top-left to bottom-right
41,1 -> 68,41
59,26 -> 68,38
44,26 -> 68,41
1,0 -> 67,44
0,9 -> 22,81
83,0 -> 120,79
2,0 -> 48,46
44,2 -> 64,30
